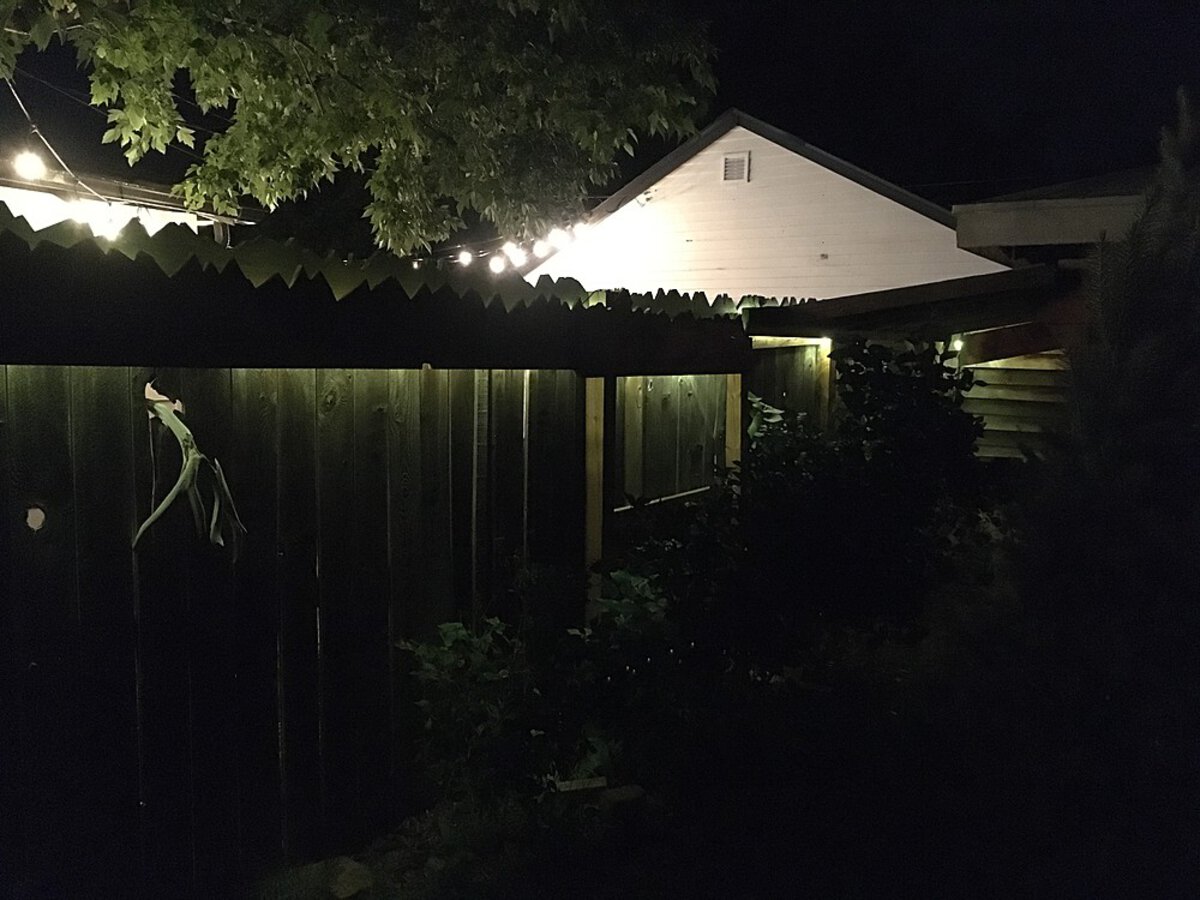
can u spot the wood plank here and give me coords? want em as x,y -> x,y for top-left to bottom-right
0,364 -> 16,887
230,368 -> 284,870
967,367 -> 1070,388
959,322 -> 1061,367
970,353 -> 1068,370
3,366 -> 84,894
68,366 -> 142,892
449,370 -> 476,621
963,397 -> 1070,422
621,376 -> 645,502
486,370 -> 527,622
315,368 -> 357,849
275,369 -> 322,861
386,368 -> 423,818
417,367 -> 454,633
584,378 -> 605,572
979,416 -> 1063,434
676,375 -> 715,493
724,373 -> 742,468
816,342 -> 834,429
965,384 -> 1068,403
350,369 -> 393,839
525,371 -> 585,630
642,374 -> 679,499
178,367 -> 242,893
129,366 -> 196,895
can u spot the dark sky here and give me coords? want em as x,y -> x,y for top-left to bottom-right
1,1 -> 1197,235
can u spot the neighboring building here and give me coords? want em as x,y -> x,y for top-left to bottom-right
526,108 -> 1007,301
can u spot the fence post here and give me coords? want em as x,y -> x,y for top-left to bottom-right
584,378 -> 605,603
724,372 -> 742,468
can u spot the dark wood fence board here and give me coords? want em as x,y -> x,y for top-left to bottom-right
524,371 -> 585,630
449,370 -> 477,620
386,368 -> 423,816
68,366 -> 142,890
0,363 -> 16,886
487,370 -> 528,622
5,365 -> 83,892
276,368 -> 322,860
179,367 -> 243,892
417,367 -> 454,633
642,375 -> 680,499
351,369 -> 395,837
230,368 -> 284,869
315,368 -> 360,848
129,366 -> 198,896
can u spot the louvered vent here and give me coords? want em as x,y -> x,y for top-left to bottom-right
722,151 -> 750,183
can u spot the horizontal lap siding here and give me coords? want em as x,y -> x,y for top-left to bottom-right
0,364 -> 577,893
530,126 -> 1005,301
967,353 -> 1071,459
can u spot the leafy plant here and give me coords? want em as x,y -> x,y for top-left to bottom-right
398,618 -> 551,801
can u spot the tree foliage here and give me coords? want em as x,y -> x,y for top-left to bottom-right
1,0 -> 713,251
1039,89 -> 1200,604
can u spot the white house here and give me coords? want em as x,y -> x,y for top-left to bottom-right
526,109 -> 1007,300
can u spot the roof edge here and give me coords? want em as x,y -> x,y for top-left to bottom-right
527,108 -> 958,278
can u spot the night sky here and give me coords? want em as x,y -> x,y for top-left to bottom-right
1,1 -> 1197,239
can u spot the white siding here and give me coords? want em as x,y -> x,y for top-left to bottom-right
527,127 -> 1006,301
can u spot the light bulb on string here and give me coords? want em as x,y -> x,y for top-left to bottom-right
548,227 -> 572,250
488,254 -> 507,274
457,249 -> 473,266
13,150 -> 47,181
532,239 -> 551,259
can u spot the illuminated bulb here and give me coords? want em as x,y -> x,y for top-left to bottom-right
501,241 -> 527,266
13,150 -> 47,181
488,254 -> 507,274
532,239 -> 551,258
547,227 -> 572,250
572,221 -> 589,237
412,260 -> 420,269
952,338 -> 964,352
457,249 -> 473,266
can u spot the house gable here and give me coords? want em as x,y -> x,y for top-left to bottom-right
527,111 -> 1007,301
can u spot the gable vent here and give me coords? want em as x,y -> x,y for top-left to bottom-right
722,151 -> 750,183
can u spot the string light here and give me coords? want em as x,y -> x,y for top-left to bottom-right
12,150 -> 47,181
365,221 -> 593,271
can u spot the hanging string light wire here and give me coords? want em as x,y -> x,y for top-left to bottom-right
4,76 -> 108,202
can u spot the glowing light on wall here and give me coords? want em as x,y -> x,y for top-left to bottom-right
12,150 -> 47,181
952,338 -> 964,351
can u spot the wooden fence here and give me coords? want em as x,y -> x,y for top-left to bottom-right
0,362 -> 737,895
0,364 -> 598,895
